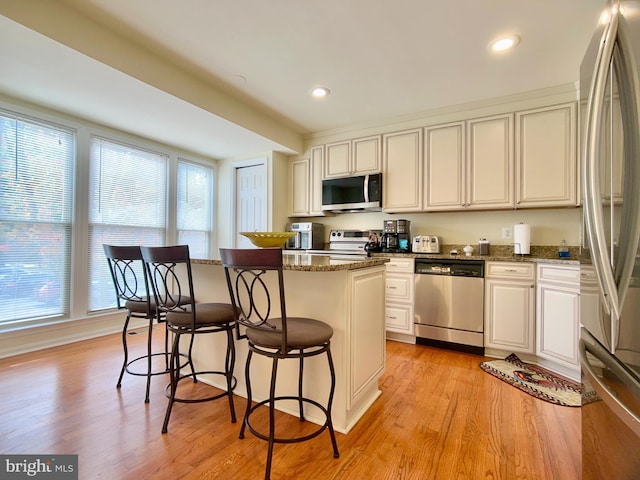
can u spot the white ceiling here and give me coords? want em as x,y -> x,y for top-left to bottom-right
0,0 -> 605,159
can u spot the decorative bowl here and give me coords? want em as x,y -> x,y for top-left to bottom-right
240,232 -> 296,248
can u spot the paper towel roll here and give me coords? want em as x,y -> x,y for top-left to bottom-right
513,223 -> 530,255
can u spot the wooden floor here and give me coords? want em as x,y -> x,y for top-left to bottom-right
0,329 -> 581,479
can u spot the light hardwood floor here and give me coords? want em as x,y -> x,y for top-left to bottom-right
0,328 -> 581,479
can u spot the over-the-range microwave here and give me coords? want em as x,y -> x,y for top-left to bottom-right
321,173 -> 382,213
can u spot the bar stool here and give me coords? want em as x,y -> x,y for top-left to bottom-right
103,244 -> 170,403
141,245 -> 237,433
220,248 -> 339,480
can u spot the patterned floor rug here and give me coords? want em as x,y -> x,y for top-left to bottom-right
480,353 -> 599,407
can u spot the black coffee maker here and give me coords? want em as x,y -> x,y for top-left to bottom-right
381,220 -> 398,252
382,219 -> 411,253
396,219 -> 411,252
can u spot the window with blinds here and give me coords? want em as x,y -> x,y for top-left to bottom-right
0,113 -> 74,324
87,137 -> 168,312
177,160 -> 213,259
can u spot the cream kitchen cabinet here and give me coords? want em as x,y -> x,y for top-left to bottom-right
324,135 -> 381,178
516,103 -> 578,208
536,263 -> 581,381
289,146 -> 325,217
382,129 -> 423,212
484,262 -> 535,355
384,257 -> 415,343
467,114 -> 514,209
424,115 -> 514,211
423,121 -> 465,210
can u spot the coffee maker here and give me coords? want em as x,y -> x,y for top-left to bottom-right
395,219 -> 411,252
381,219 -> 411,253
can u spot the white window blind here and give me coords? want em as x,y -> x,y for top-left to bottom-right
0,113 -> 74,324
177,160 -> 213,259
88,137 -> 167,312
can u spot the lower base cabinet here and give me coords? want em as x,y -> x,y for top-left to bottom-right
384,257 -> 415,343
484,262 -> 535,355
536,264 -> 581,380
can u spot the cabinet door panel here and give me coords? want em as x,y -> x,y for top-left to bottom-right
485,279 -> 534,353
290,159 -> 310,216
467,114 -> 514,208
353,136 -> 381,174
325,141 -> 351,178
516,103 -> 577,207
424,122 -> 465,209
382,129 -> 422,212
385,304 -> 413,333
309,146 -> 324,215
385,274 -> 412,302
537,284 -> 579,365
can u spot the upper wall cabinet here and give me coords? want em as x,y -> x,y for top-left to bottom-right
324,135 -> 381,178
383,129 -> 423,212
467,113 -> 515,209
289,146 -> 325,217
424,114 -> 514,211
423,121 -> 466,210
516,103 -> 577,208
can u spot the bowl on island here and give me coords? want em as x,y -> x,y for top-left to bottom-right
240,232 -> 297,248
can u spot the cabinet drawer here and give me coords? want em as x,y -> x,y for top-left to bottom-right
537,264 -> 580,286
385,304 -> 414,333
385,274 -> 412,301
486,262 -> 535,280
385,257 -> 414,273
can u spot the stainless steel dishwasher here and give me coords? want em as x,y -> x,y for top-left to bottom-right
414,258 -> 485,355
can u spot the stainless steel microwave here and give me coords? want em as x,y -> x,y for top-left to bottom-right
321,173 -> 382,212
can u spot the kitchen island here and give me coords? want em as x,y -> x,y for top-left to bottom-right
187,253 -> 388,434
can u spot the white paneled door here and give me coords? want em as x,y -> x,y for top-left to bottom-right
235,163 -> 267,248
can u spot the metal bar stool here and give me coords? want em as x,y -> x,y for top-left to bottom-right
220,247 -> 339,480
103,244 -> 171,403
141,245 -> 237,433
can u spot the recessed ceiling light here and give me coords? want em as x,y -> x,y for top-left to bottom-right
310,86 -> 330,98
489,35 -> 520,52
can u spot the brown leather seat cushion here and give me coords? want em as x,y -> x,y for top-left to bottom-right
125,295 -> 191,315
167,302 -> 235,327
247,317 -> 333,348
124,297 -> 156,314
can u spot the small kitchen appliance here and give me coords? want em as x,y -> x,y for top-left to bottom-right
321,173 -> 382,212
326,229 -> 382,254
382,219 -> 411,253
412,235 -> 441,253
285,222 -> 325,250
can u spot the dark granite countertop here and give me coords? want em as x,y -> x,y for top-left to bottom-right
369,244 -> 581,265
193,254 -> 389,272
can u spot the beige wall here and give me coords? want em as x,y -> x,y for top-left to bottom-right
292,207 -> 583,247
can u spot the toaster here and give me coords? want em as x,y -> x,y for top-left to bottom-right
412,235 -> 441,253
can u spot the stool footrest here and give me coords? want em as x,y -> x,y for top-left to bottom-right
124,352 -> 171,377
164,371 -> 237,404
244,396 -> 331,444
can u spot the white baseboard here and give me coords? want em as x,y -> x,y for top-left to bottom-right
0,312 -> 146,359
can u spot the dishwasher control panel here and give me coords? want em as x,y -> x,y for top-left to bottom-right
415,259 -> 484,277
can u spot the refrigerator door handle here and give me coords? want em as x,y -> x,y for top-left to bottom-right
580,327 -> 640,438
584,9 -> 621,329
612,10 -> 640,326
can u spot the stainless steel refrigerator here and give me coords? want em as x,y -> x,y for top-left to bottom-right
580,0 -> 640,477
